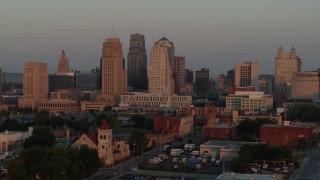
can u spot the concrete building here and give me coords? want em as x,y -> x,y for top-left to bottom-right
153,115 -> 193,138
127,33 -> 148,91
195,68 -> 210,97
226,91 -> 273,112
101,37 -> 127,96
19,62 -> 48,109
0,127 -> 33,152
260,122 -> 315,148
75,71 -> 99,91
173,56 -> 186,95
72,121 -> 130,166
291,71 -> 320,100
259,75 -> 274,95
217,74 -> 225,95
119,92 -> 192,109
185,69 -> 193,84
57,50 -> 70,73
148,37 -> 175,95
275,46 -> 302,99
38,89 -> 80,114
234,60 -> 260,90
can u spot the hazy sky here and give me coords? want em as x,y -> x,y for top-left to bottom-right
1,0 -> 320,77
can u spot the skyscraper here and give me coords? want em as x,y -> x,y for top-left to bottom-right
101,37 -> 127,95
19,62 -> 48,109
57,50 -> 70,73
127,33 -> 147,91
234,60 -> 260,90
275,46 -> 302,99
195,68 -> 210,97
185,69 -> 193,84
148,37 -> 175,95
173,56 -> 186,95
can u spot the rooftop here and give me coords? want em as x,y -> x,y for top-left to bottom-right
216,173 -> 282,180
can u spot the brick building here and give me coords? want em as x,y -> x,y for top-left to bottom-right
153,115 -> 193,138
260,122 -> 315,147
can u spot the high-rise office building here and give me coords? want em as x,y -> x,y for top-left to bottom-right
127,33 -> 148,91
234,60 -> 260,90
148,37 -> 175,95
225,69 -> 235,89
173,56 -> 186,95
185,69 -> 193,84
259,75 -> 274,95
49,73 -> 76,94
217,74 -> 225,94
195,68 -> 210,97
275,46 -> 302,99
101,37 -> 127,95
58,50 -> 70,73
19,62 -> 48,109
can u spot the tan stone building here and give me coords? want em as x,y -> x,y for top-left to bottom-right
101,37 -> 127,96
275,46 -> 302,98
234,60 -> 260,90
19,62 -> 48,109
38,89 -> 80,114
291,71 -> 320,100
57,50 -> 70,73
71,122 -> 130,166
148,37 -> 175,95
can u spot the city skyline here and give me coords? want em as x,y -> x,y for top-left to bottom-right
1,1 -> 320,76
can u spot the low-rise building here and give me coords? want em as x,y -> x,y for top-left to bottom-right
0,127 -> 33,152
216,173 -> 283,180
226,91 -> 273,112
153,115 -> 193,138
203,123 -> 238,140
260,121 -> 315,147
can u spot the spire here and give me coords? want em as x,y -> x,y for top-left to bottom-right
290,45 -> 297,58
277,46 -> 284,58
57,50 -> 70,73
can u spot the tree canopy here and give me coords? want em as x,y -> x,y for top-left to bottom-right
7,146 -> 102,180
24,126 -> 56,149
238,118 -> 277,141
130,115 -> 153,130
96,113 -> 118,129
287,104 -> 320,122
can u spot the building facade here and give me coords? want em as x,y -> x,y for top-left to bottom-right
234,60 -> 260,90
291,71 -> 320,100
127,33 -> 148,91
226,91 -> 273,112
49,72 -> 75,94
57,50 -> 70,73
0,68 -> 2,102
195,68 -> 210,97
19,62 -> 48,109
120,92 -> 192,109
173,56 -> 186,95
148,37 -> 175,95
101,37 -> 127,96
153,115 -> 193,138
75,71 -> 99,91
275,46 -> 302,99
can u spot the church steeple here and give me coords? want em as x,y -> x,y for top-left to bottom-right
57,50 -> 70,73
290,46 -> 297,58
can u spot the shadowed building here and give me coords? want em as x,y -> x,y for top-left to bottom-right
173,56 -> 186,95
195,68 -> 210,97
127,33 -> 148,91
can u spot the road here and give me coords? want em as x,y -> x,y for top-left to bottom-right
87,135 -> 204,180
292,145 -> 320,180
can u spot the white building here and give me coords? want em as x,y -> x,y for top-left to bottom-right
0,127 -> 33,152
226,91 -> 273,112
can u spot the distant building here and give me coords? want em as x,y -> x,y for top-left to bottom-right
275,46 -> 302,100
226,91 -> 273,112
49,72 -> 75,94
127,33 -> 148,91
217,74 -> 225,95
1,72 -> 23,84
119,92 -> 192,109
148,37 -> 175,95
19,62 -> 48,109
185,69 -> 193,84
71,121 -> 130,166
57,50 -> 70,73
75,71 -> 99,91
195,68 -> 210,97
224,69 -> 235,89
173,56 -> 186,95
234,60 -> 260,90
38,89 -> 80,114
153,115 -> 193,138
0,127 -> 33,152
0,68 -> 2,102
259,75 -> 274,95
101,37 -> 127,96
291,71 -> 320,100
260,122 -> 315,148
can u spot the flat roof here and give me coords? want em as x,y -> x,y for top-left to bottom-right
216,173 -> 282,180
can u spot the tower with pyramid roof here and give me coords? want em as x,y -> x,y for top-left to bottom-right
98,121 -> 113,165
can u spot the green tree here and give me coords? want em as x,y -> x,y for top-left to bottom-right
128,129 -> 149,154
96,113 -> 118,129
131,115 -> 146,128
24,126 -> 56,149
36,109 -> 50,126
